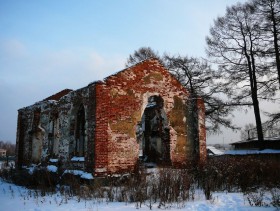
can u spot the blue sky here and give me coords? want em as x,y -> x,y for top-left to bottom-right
0,0 -> 255,144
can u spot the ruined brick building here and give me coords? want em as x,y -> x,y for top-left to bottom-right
16,58 -> 206,176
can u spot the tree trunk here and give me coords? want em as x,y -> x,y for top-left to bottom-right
251,92 -> 264,142
187,93 -> 199,163
270,6 -> 280,88
244,34 -> 264,143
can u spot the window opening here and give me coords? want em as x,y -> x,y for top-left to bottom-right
75,105 -> 86,157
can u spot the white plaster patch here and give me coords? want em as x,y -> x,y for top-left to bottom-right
95,167 -> 107,173
169,126 -> 178,160
126,71 -> 136,80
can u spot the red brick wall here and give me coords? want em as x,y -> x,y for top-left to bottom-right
94,82 -> 110,175
93,59 -> 206,175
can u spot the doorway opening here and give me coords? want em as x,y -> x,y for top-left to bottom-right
137,95 -> 171,165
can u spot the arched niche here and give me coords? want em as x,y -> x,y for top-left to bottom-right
137,95 -> 171,165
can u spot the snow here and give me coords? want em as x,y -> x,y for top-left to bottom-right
0,161 -> 14,170
206,146 -> 224,155
225,149 -> 280,155
70,157 -> 85,162
26,165 -> 37,174
63,170 -> 94,180
80,172 -> 94,179
261,149 -> 280,153
0,179 -> 276,211
49,159 -> 58,163
47,165 -> 58,173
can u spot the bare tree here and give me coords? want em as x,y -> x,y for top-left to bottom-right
253,0 -> 280,88
126,47 -> 248,134
125,47 -> 161,67
0,140 -> 16,156
264,111 -> 280,126
240,123 -> 255,140
252,0 -> 280,127
164,54 -> 238,133
206,3 -> 277,143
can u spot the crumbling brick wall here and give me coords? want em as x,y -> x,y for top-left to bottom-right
16,58 -> 207,176
93,59 -> 205,175
15,88 -> 97,169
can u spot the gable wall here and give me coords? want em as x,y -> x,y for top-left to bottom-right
94,59 -> 195,175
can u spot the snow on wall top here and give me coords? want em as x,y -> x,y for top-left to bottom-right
207,146 -> 224,155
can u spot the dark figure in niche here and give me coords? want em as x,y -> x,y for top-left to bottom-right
139,95 -> 170,164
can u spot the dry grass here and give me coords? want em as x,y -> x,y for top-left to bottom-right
1,155 -> 280,208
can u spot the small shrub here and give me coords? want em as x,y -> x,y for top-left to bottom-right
245,190 -> 266,207
1,155 -> 280,207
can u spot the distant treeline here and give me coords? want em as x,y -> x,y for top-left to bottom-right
0,141 -> 16,156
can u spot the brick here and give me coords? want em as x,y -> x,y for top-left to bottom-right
15,58 -> 207,176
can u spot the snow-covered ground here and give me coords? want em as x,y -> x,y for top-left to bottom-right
0,179 -> 276,211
